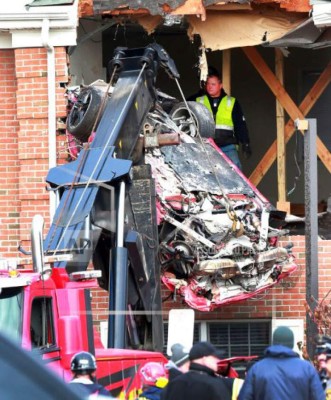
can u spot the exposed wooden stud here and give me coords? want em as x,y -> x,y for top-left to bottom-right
277,201 -> 291,214
207,3 -> 252,10
242,47 -> 331,184
170,0 -> 206,20
250,61 -> 331,185
222,49 -> 231,95
275,48 -> 289,212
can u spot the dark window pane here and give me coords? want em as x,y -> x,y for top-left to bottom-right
250,322 -> 270,346
163,323 -> 168,354
193,323 -> 200,343
209,323 -> 228,345
230,324 -> 248,345
231,346 -> 249,357
251,345 -> 267,357
207,320 -> 271,358
30,297 -> 55,348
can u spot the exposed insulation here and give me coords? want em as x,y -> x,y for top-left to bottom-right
187,10 -> 306,50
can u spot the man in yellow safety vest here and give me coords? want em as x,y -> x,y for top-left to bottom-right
196,72 -> 251,170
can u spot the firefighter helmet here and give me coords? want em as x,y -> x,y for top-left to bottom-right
70,351 -> 97,374
139,362 -> 167,386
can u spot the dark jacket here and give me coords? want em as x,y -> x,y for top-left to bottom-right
139,386 -> 164,400
70,381 -> 111,397
165,360 -> 184,381
167,367 -> 183,381
238,345 -> 325,400
202,89 -> 250,147
161,362 -> 232,400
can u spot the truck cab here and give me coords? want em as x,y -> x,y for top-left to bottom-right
0,260 -> 166,398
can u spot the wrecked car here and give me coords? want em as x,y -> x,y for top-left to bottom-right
65,45 -> 297,313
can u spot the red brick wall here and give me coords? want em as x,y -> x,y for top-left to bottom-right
0,49 -> 20,257
0,47 -> 68,257
91,237 -> 331,335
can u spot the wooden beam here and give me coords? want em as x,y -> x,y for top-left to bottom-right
241,47 -> 331,184
207,3 -> 252,10
253,0 -> 311,12
275,48 -> 289,211
250,60 -> 331,185
222,49 -> 231,95
275,48 -> 285,198
170,0 -> 206,20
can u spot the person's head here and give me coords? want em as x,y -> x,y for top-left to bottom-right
205,74 -> 223,98
272,326 -> 294,349
318,353 -> 327,371
207,66 -> 220,78
199,65 -> 219,87
324,353 -> 331,377
70,351 -> 97,380
139,362 -> 168,389
170,343 -> 190,372
315,334 -> 331,371
189,341 -> 224,372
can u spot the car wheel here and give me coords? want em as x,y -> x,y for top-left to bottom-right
170,101 -> 215,138
66,86 -> 105,142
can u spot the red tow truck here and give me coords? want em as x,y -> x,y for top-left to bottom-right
0,44 -> 178,398
0,43 -> 296,397
0,255 -> 166,398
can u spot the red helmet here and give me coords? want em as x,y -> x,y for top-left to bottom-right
139,362 -> 167,386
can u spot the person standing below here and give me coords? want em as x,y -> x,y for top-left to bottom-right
161,341 -> 232,400
314,334 -> 330,390
165,343 -> 190,381
323,352 -> 331,399
238,326 -> 325,400
317,351 -> 328,390
138,362 -> 168,400
196,73 -> 251,170
69,351 -> 111,398
318,336 -> 331,399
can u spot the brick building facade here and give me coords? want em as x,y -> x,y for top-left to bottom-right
1,45 -> 331,354
0,47 -> 68,257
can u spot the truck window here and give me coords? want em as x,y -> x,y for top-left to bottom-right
30,297 -> 55,348
0,287 -> 22,342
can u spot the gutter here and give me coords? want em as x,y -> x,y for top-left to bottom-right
41,18 -> 57,219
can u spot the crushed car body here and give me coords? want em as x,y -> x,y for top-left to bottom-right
65,45 -> 297,313
145,133 -> 297,311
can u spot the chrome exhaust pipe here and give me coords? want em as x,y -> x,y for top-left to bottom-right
31,214 -> 45,274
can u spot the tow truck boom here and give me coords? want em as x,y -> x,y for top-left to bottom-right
40,44 -> 179,351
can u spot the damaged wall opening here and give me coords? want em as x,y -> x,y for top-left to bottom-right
69,18 -> 331,208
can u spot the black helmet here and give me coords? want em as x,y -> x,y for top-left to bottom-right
70,351 -> 97,374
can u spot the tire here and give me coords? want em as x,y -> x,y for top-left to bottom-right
66,86 -> 105,141
170,101 -> 215,138
156,89 -> 179,113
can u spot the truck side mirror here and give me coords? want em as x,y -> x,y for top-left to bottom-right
58,316 -> 83,369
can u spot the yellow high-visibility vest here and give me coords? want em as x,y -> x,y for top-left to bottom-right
232,378 -> 244,400
196,95 -> 235,131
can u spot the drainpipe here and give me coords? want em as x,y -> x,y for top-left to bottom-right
41,18 -> 57,220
